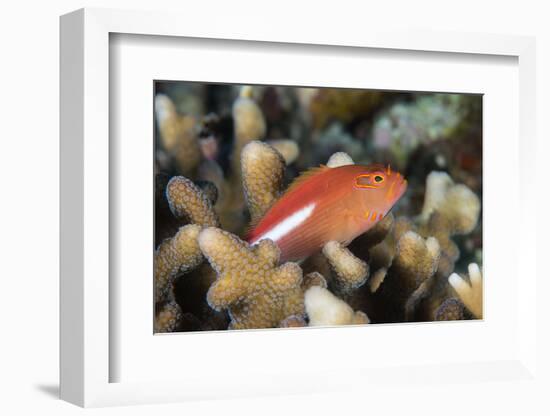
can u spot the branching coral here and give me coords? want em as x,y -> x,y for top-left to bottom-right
154,301 -> 183,333
154,176 -> 223,332
154,224 -> 203,303
166,176 -> 220,227
198,227 -> 304,329
412,172 -> 481,318
322,241 -> 369,293
448,263 -> 483,319
153,83 -> 482,331
155,94 -> 201,176
241,141 -> 286,223
305,286 -> 369,326
358,171 -> 480,322
199,87 -> 270,233
368,231 -> 441,322
164,156 -> 480,328
231,86 -> 267,182
419,171 -> 480,234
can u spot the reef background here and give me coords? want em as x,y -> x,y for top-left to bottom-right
154,82 -> 482,332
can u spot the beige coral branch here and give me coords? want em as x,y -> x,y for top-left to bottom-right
154,224 -> 203,302
166,176 -> 220,227
198,227 -> 304,329
368,267 -> 388,293
241,141 -> 286,222
438,185 -> 481,234
448,263 -> 483,318
231,86 -> 266,179
305,286 -> 369,326
414,171 -> 481,300
392,231 -> 441,280
155,301 -> 183,333
323,241 -> 369,292
420,171 -> 480,234
420,171 -> 454,223
155,94 -> 201,176
369,230 -> 441,322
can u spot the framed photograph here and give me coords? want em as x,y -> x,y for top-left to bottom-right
60,8 -> 538,407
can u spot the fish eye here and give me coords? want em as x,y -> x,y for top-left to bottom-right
374,175 -> 384,183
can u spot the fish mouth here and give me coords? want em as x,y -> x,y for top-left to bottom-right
398,176 -> 408,197
386,175 -> 407,203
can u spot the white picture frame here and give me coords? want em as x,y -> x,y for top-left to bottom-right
60,7 -> 538,408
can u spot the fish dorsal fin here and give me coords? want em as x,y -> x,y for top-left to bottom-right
245,164 -> 330,240
281,165 -> 330,197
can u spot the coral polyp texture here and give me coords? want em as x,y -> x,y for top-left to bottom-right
154,82 -> 482,332
241,141 -> 285,222
166,176 -> 220,227
154,224 -> 202,303
198,227 -> 304,329
155,301 -> 183,333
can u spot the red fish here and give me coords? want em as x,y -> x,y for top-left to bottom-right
247,164 -> 407,262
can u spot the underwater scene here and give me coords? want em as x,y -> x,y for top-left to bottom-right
154,82 -> 482,332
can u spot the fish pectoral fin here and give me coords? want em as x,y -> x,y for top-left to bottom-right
342,208 -> 364,226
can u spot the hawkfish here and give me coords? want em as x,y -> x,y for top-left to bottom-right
247,164 -> 407,262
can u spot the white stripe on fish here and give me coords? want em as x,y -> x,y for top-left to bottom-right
250,203 -> 316,245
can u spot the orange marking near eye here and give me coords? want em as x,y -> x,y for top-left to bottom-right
356,174 -> 376,189
387,165 -> 391,175
356,173 -> 387,189
371,212 -> 377,222
379,213 -> 384,221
